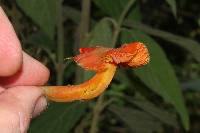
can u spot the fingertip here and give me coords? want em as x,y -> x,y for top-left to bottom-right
0,7 -> 22,76
0,45 -> 22,76
22,52 -> 50,85
0,52 -> 50,87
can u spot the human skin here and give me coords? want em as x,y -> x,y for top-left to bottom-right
0,4 -> 150,132
0,7 -> 49,133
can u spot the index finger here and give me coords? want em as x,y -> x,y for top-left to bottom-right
0,7 -> 22,76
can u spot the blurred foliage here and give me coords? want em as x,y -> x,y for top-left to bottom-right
1,0 -> 200,132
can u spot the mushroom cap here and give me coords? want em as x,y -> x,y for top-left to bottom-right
73,42 -> 150,71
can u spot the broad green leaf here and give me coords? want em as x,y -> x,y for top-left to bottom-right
129,99 -> 178,127
28,102 -> 86,133
62,4 -> 141,29
16,0 -> 58,39
81,18 -> 114,80
127,5 -> 141,22
109,105 -> 162,133
25,32 -> 55,51
165,0 -> 177,17
63,6 -> 81,24
120,29 -> 189,130
86,18 -> 114,47
93,0 -> 139,21
93,0 -> 129,19
124,20 -> 200,63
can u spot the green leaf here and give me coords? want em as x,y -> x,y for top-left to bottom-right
81,18 -> 114,80
25,32 -> 55,51
16,0 -> 58,39
165,0 -> 177,17
93,0 -> 129,20
129,99 -> 178,127
28,102 -> 86,133
86,18 -> 114,47
109,105 -> 162,133
124,21 -> 200,63
63,6 -> 81,24
93,0 -> 139,21
126,5 -> 141,22
120,29 -> 189,130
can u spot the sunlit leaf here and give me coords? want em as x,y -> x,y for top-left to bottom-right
29,102 -> 86,133
16,0 -> 58,39
120,29 -> 189,130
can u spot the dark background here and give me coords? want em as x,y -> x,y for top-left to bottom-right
1,0 -> 200,132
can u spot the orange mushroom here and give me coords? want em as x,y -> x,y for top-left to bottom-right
42,42 -> 150,102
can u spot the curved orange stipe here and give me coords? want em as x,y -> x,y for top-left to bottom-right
43,63 -> 116,102
43,42 -> 150,102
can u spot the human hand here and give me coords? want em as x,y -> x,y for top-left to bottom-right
0,7 -> 49,133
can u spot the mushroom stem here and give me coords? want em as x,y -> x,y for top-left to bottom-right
42,63 -> 116,102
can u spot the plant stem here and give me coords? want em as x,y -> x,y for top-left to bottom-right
79,0 -> 90,42
90,1 -> 136,133
112,0 -> 136,45
75,0 -> 91,83
56,0 -> 65,85
90,95 -> 104,133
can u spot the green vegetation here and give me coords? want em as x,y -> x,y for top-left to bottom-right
1,0 -> 200,132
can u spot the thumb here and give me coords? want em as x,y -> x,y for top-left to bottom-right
0,86 -> 47,133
